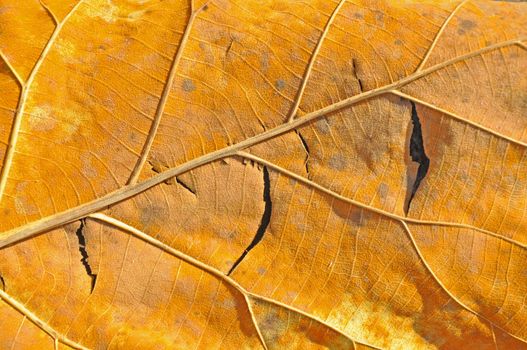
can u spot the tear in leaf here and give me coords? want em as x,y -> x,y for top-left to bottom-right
75,219 -> 97,293
406,101 -> 430,214
228,166 -> 272,275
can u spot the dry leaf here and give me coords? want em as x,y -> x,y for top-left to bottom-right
0,0 -> 526,349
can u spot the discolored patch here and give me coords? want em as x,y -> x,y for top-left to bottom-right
182,78 -> 196,92
457,19 -> 476,35
274,79 -> 286,91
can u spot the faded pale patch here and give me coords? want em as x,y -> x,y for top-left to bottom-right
14,182 -> 39,216
81,153 -> 99,179
60,107 -> 90,142
327,299 -> 433,350
128,10 -> 146,21
56,38 -> 77,63
26,105 -> 56,132
85,0 -> 119,23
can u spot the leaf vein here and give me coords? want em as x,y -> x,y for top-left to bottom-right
0,289 -> 89,349
0,0 -> 85,203
128,1 -> 210,185
0,38 -> 524,249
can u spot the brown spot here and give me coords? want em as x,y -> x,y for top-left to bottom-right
458,19 -> 476,35
378,183 -> 389,199
260,52 -> 269,72
182,78 -> 196,92
275,79 -> 285,90
328,154 -> 347,171
315,118 -> 330,134
139,205 -> 168,228
350,209 -> 365,227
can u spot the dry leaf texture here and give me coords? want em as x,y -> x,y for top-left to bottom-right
0,0 -> 526,349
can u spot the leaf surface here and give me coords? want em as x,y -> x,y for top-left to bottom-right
0,0 -> 526,349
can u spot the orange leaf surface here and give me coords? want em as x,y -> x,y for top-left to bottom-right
0,0 -> 526,348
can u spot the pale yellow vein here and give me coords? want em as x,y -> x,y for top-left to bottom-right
127,0 -> 210,185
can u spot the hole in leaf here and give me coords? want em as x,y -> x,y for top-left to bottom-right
296,130 -> 310,175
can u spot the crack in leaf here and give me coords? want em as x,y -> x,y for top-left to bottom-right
352,57 -> 364,92
149,159 -> 175,185
0,273 -> 5,291
175,176 -> 197,195
149,158 -> 196,193
296,130 -> 310,176
405,101 -> 430,214
228,166 -> 272,276
74,219 -> 97,293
